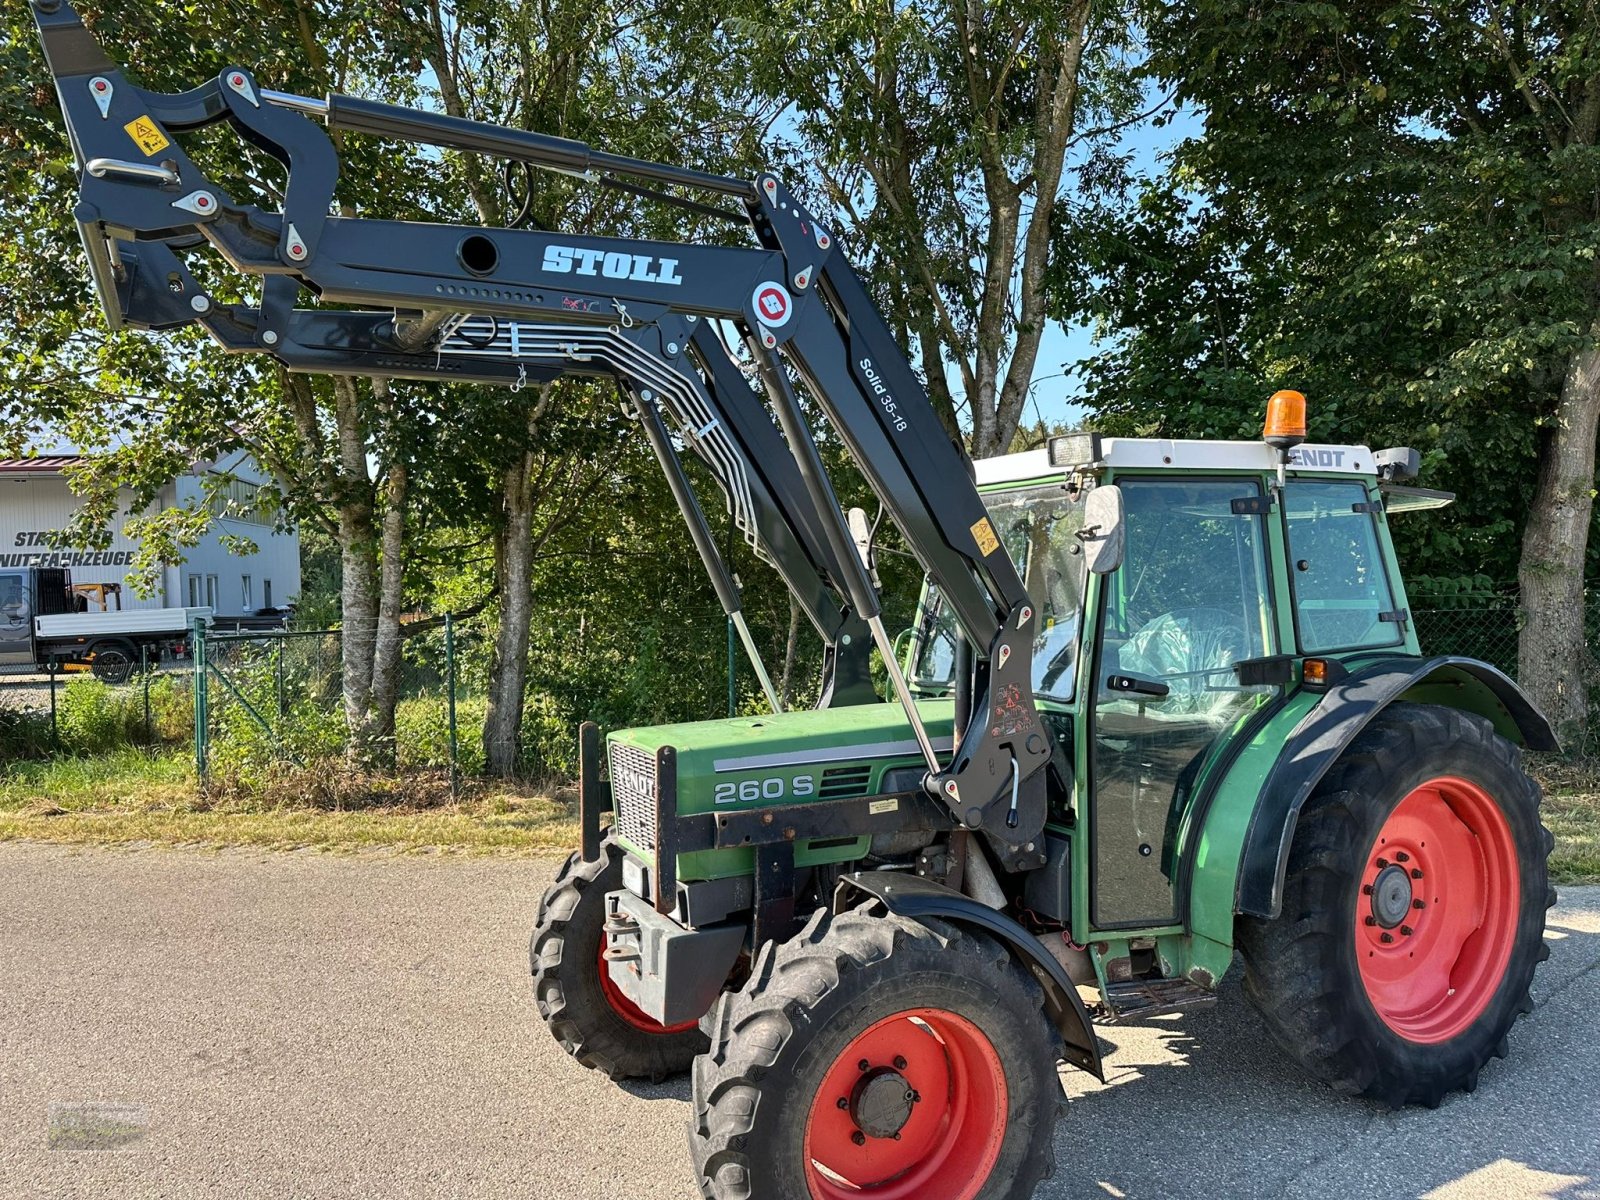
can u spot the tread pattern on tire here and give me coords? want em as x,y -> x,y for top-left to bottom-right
530,844 -> 707,1082
1237,702 -> 1554,1108
688,908 -> 1067,1200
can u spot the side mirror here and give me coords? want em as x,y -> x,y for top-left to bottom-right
1080,485 -> 1125,575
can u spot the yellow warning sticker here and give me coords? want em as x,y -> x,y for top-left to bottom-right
970,516 -> 1000,557
123,115 -> 170,157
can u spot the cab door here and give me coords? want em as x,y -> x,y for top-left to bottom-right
0,571 -> 32,666
1087,477 -> 1279,928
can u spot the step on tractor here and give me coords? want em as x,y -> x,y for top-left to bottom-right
31,6 -> 1558,1195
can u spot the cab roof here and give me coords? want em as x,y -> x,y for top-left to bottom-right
973,439 -> 1377,487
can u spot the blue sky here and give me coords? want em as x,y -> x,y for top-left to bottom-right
1023,101 -> 1206,431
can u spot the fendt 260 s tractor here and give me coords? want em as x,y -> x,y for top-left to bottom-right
31,6 -> 1556,1196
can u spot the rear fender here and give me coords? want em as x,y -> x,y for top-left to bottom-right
835,872 -> 1104,1080
1233,655 -> 1557,919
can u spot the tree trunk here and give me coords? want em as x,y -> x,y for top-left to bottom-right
483,456 -> 539,777
367,456 -> 408,765
778,595 -> 803,708
1516,315 -> 1600,741
331,376 -> 380,759
483,389 -> 554,777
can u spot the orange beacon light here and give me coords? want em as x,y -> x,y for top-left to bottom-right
1263,389 -> 1307,450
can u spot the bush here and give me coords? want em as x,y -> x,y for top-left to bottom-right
57,677 -> 144,754
0,706 -> 54,760
518,690 -> 578,780
395,693 -> 486,775
146,674 -> 194,742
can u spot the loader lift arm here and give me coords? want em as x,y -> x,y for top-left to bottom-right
31,0 -> 1052,861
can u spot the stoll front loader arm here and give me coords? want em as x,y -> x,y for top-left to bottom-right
32,0 -> 1054,862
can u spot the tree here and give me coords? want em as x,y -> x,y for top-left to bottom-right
0,0 -> 476,763
725,0 -> 1137,456
1067,0 -> 1600,738
398,0 -> 773,774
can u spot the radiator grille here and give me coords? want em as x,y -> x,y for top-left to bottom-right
818,763 -> 874,800
608,741 -> 658,853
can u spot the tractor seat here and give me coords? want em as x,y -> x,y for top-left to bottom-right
1113,608 -> 1250,716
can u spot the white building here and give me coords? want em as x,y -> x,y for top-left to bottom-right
0,450 -> 301,618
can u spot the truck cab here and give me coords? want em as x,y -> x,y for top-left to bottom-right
0,566 -> 73,669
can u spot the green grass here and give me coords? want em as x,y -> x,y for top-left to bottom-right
0,748 -> 580,855
1530,756 -> 1600,886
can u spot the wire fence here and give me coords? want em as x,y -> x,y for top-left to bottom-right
1409,590 -> 1600,679
0,645 -> 197,758
193,616 -> 480,792
2,594 -> 1593,773
1410,597 -> 1522,676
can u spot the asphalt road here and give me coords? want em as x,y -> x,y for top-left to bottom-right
1,844 -> 1595,1200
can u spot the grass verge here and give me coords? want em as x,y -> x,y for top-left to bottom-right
1531,755 -> 1600,886
0,749 -> 579,855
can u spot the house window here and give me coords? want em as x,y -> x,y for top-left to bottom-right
241,576 -> 253,611
211,475 -> 270,525
205,575 -> 219,610
263,579 -> 273,608
188,574 -> 203,607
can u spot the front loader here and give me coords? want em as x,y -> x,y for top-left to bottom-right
30,6 -> 1558,1197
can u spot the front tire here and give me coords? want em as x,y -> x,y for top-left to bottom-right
690,909 -> 1064,1200
529,842 -> 708,1081
1238,702 -> 1554,1107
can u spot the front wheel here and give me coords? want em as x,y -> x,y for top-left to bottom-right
1238,702 -> 1554,1108
690,909 -> 1065,1200
529,842 -> 708,1081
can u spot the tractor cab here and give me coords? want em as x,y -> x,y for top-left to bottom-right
909,428 -> 1423,934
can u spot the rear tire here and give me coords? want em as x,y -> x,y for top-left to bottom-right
690,908 -> 1064,1200
89,640 -> 136,684
530,841 -> 708,1081
1238,702 -> 1554,1108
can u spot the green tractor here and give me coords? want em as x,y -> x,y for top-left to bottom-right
21,15 -> 1554,1190
534,410 -> 1556,1199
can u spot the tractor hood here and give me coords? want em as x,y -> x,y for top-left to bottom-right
605,700 -> 957,872
608,699 -> 956,810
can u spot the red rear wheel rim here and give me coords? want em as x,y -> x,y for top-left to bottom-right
802,1008 -> 1007,1200
1354,774 -> 1520,1044
595,941 -> 699,1035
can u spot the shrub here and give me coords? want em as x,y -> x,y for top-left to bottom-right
395,693 -> 486,775
519,690 -> 576,780
0,705 -> 54,760
57,677 -> 141,754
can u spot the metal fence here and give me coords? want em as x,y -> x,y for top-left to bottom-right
2,595 -> 1593,771
0,646 -> 196,757
1411,598 -> 1522,676
1410,590 -> 1599,678
192,616 -> 480,791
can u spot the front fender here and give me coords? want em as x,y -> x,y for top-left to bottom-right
835,871 -> 1104,1080
1233,655 -> 1557,919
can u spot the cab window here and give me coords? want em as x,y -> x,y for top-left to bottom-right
1284,481 -> 1403,652
912,484 -> 1086,702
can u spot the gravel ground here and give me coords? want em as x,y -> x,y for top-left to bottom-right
0,843 -> 1595,1200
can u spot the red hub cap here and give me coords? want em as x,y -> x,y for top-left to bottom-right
1355,775 -> 1520,1044
594,941 -> 698,1036
802,1008 -> 1007,1200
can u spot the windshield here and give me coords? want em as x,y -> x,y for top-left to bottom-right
911,484 -> 1087,702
